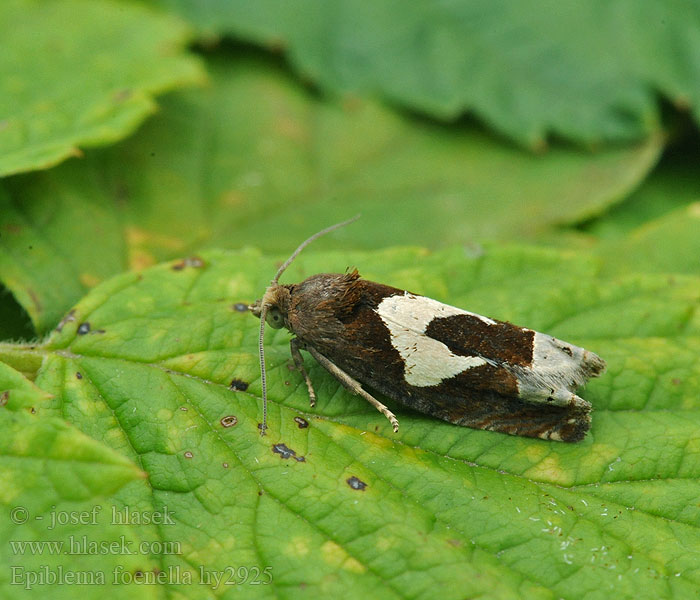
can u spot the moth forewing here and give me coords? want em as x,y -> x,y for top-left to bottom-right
376,291 -> 605,407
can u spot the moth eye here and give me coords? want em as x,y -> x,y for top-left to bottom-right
266,307 -> 284,329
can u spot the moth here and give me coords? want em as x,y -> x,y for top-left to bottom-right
251,217 -> 606,442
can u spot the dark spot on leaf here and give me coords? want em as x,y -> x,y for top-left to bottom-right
258,490 -> 263,496
272,443 -> 305,462
222,462 -> 229,468
229,379 -> 248,391
133,569 -> 144,579
272,443 -> 293,459
346,476 -> 367,491
179,406 -> 188,411
77,322 -> 91,335
28,245 -> 33,250
0,391 -> 9,407
233,303 -> 249,312
76,372 -> 83,380
220,415 -> 238,428
172,256 -> 205,270
561,346 -> 573,357
184,451 -> 193,459
30,407 -> 36,414
294,416 -> 309,429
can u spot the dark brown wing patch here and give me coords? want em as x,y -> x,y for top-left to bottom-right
425,313 -> 535,366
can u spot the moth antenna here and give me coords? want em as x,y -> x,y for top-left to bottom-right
258,303 -> 269,436
258,215 -> 360,436
272,215 -> 360,284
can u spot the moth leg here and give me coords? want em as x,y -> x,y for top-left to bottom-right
290,338 -> 316,407
306,346 -> 400,433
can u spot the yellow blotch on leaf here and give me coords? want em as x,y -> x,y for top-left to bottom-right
376,536 -> 395,552
76,397 -> 100,418
285,536 -> 310,558
79,273 -> 102,288
523,455 -> 574,486
579,443 -> 621,473
128,249 -> 158,271
524,444 -> 548,463
0,468 -> 20,503
321,541 -> 366,574
125,226 -> 188,270
685,436 -> 700,457
156,408 -> 173,422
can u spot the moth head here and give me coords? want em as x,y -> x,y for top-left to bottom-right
250,284 -> 290,330
252,215 -> 360,437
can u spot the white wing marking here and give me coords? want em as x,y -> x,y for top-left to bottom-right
376,293 -> 488,387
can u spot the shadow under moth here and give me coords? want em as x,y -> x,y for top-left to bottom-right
251,217 -> 606,442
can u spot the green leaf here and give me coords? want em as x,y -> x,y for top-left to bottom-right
152,0 -> 700,146
596,202 -> 700,276
0,53 -> 663,333
552,145 -> 700,276
579,145 -> 700,240
0,0 -> 205,177
0,363 -> 146,599
0,360 -> 50,410
1,244 -> 698,598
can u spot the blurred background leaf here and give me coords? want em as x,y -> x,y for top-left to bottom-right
150,0 -> 700,147
0,0 -> 205,176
